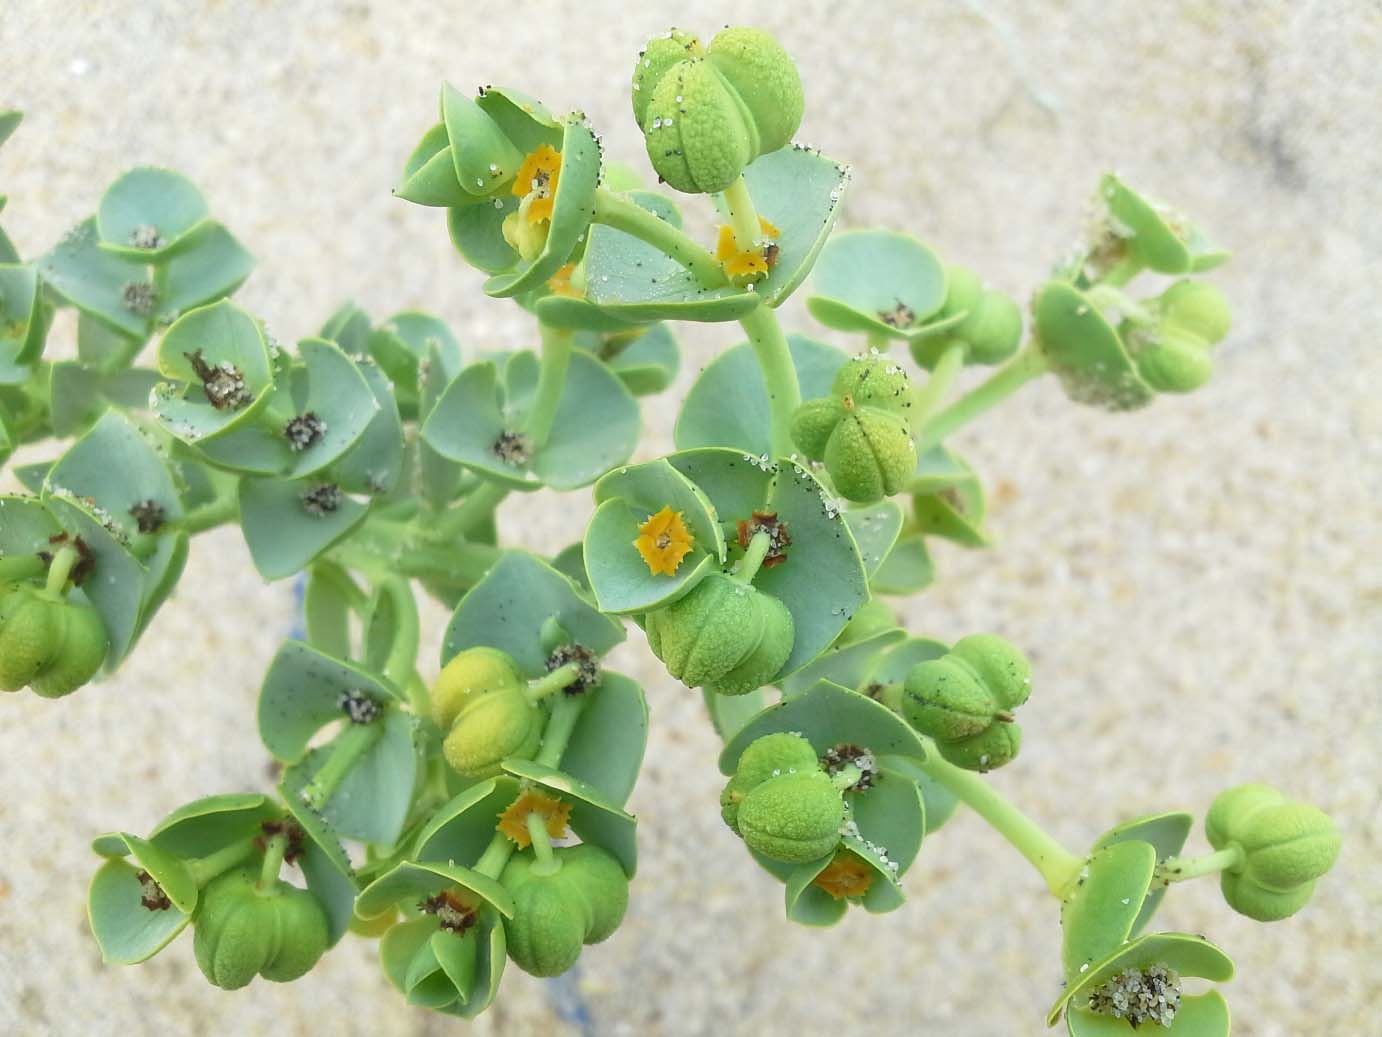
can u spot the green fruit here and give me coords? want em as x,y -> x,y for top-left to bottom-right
941,265 -> 983,318
636,26 -> 803,194
193,868 -> 329,990
721,732 -> 821,832
1160,280 -> 1231,343
645,573 -> 793,694
558,844 -> 629,944
440,688 -> 542,778
832,354 -> 916,416
431,646 -> 525,729
1131,329 -> 1214,393
824,406 -> 917,503
0,585 -> 56,692
790,395 -> 846,461
736,770 -> 844,864
500,857 -> 591,978
902,634 -> 1031,771
954,290 -> 1023,365
1206,783 -> 1341,922
31,598 -> 107,699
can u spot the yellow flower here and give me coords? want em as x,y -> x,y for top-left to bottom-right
634,506 -> 695,576
497,790 -> 572,847
511,144 -> 562,225
715,216 -> 781,281
547,262 -> 583,298
811,849 -> 875,900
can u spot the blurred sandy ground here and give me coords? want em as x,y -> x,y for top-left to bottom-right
0,1 -> 1378,1034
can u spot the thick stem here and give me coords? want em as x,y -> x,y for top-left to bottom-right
172,492 -> 240,535
1155,845 -> 1243,886
525,662 -> 584,706
534,692 -> 587,769
739,305 -> 801,459
300,721 -> 383,811
733,529 -> 772,585
373,576 -> 420,690
527,812 -> 559,875
591,188 -> 727,289
257,833 -> 288,890
473,831 -> 516,879
722,176 -> 763,251
44,544 -> 81,596
912,344 -> 1049,454
524,322 -> 572,449
919,750 -> 1083,896
430,480 -> 509,543
911,342 -> 966,427
185,837 -> 258,887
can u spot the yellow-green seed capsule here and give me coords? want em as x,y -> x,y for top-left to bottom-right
0,585 -> 58,692
500,857 -> 592,978
1130,327 -> 1215,393
953,290 -> 1023,365
558,844 -> 629,944
635,26 -> 803,195
259,885 -> 330,983
737,770 -> 845,864
0,585 -> 107,698
832,354 -> 916,416
645,573 -> 793,694
440,688 -> 542,778
790,395 -> 846,462
824,406 -> 917,504
1160,280 -> 1231,343
721,732 -> 821,832
431,646 -> 526,729
193,868 -> 329,990
1206,783 -> 1341,922
30,598 -> 107,699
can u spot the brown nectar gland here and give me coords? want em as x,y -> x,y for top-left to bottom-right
184,350 -> 252,411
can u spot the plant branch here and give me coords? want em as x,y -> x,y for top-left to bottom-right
912,343 -> 1048,454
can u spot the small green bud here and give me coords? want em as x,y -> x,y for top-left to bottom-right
902,634 -> 1031,771
952,290 -> 1023,365
645,573 -> 794,694
440,688 -> 542,778
431,646 -> 526,729
1160,280 -> 1231,343
193,868 -> 329,990
1205,783 -> 1341,922
635,26 -> 803,195
1130,327 -> 1214,393
940,265 -> 983,319
737,770 -> 845,864
557,843 -> 629,944
831,354 -> 916,416
789,395 -> 846,462
500,857 -> 592,978
0,585 -> 107,698
824,406 -> 917,504
721,732 -> 821,832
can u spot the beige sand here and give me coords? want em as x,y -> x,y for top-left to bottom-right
0,1 -> 1377,1034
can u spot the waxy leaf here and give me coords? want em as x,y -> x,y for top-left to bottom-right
806,229 -> 948,340
1092,811 -> 1193,936
87,858 -> 190,965
97,167 -> 210,260
1060,840 -> 1157,980
1035,281 -> 1154,411
239,475 -> 370,581
559,672 -> 649,807
501,758 -> 638,876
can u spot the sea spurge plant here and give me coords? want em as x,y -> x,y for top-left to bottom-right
0,26 -> 1341,1030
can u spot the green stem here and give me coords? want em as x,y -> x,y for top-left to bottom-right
918,750 -> 1082,896
911,342 -> 967,427
0,554 -> 45,585
373,576 -> 420,690
591,188 -> 727,289
524,322 -> 572,449
525,662 -> 584,706
430,480 -> 509,543
300,722 -> 384,811
535,692 -> 587,769
830,764 -> 863,791
44,544 -> 80,596
172,492 -> 240,534
739,305 -> 801,459
1098,255 -> 1143,288
473,831 -> 516,879
1155,846 -> 1243,886
185,837 -> 258,887
527,812 -> 559,875
405,670 -> 431,720
913,344 -> 1049,454
722,175 -> 763,252
257,833 -> 288,890
733,529 -> 772,585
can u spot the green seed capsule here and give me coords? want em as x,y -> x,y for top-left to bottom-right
1206,783 -> 1341,922
831,354 -> 916,416
0,585 -> 57,692
645,573 -> 794,693
824,406 -> 917,504
193,869 -> 329,990
953,290 -> 1023,365
431,646 -> 526,729
558,844 -> 629,944
737,770 -> 845,864
635,26 -> 803,195
500,858 -> 592,978
721,732 -> 821,832
790,395 -> 846,462
1160,280 -> 1231,343
440,688 -> 542,778
1130,328 -> 1215,393
30,598 -> 107,699
949,634 -> 1032,710
902,659 -> 998,741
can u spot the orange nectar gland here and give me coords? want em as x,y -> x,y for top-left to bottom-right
511,144 -> 562,224
497,790 -> 572,847
546,262 -> 582,298
634,506 -> 695,576
811,849 -> 875,900
715,216 -> 780,281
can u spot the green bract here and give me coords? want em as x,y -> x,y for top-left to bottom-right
634,27 -> 803,195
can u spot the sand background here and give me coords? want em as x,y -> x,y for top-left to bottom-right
1,1 -> 1378,1034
